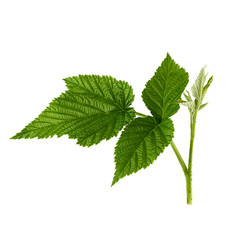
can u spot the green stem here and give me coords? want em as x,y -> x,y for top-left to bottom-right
186,173 -> 192,205
187,112 -> 197,205
135,112 -> 148,118
171,141 -> 192,204
170,141 -> 187,177
135,110 -> 197,205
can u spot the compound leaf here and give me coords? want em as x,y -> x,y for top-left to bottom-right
11,75 -> 136,147
112,117 -> 174,185
142,53 -> 189,120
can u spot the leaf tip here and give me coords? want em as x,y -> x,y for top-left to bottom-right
166,52 -> 172,59
199,102 -> 209,111
10,133 -> 20,139
111,177 -> 118,187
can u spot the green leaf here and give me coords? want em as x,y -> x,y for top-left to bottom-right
112,117 -> 174,186
142,53 -> 189,120
64,75 -> 135,108
11,75 -> 136,147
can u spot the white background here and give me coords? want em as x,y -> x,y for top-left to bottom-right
1,0 -> 240,239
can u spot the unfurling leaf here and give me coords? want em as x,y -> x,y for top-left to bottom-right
142,53 -> 189,120
199,102 -> 208,110
180,100 -> 195,111
191,65 -> 207,101
183,91 -> 193,102
202,76 -> 213,99
11,75 -> 136,146
112,117 -> 174,185
191,66 -> 213,110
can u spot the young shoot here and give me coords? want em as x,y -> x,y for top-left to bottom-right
11,53 -> 213,204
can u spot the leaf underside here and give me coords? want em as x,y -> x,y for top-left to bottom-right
112,117 -> 174,185
188,66 -> 213,110
142,53 -> 189,120
191,66 -> 206,101
11,75 -> 136,147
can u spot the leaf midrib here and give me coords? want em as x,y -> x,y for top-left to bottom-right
16,109 -> 126,137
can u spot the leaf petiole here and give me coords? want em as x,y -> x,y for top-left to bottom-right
136,111 -> 193,204
135,112 -> 148,118
170,141 -> 188,176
